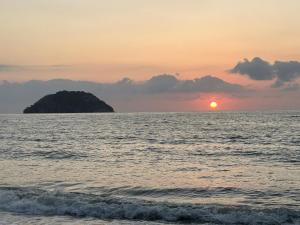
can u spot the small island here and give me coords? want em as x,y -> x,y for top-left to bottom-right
23,91 -> 114,113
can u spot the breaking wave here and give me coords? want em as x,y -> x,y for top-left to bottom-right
0,187 -> 299,225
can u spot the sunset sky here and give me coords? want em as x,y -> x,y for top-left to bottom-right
1,0 -> 300,112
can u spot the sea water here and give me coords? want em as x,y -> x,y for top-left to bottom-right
0,112 -> 299,225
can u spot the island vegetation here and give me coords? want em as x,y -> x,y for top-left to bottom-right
23,91 -> 114,113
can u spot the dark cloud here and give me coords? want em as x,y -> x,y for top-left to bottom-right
140,74 -> 244,93
230,57 -> 300,87
230,57 -> 274,80
274,61 -> 300,83
0,75 -> 245,113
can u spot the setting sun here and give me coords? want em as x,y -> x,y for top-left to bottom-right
210,101 -> 218,109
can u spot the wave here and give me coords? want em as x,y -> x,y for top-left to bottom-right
0,149 -> 89,160
87,186 -> 298,200
0,187 -> 299,224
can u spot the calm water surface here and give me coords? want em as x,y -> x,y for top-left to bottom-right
0,112 -> 299,224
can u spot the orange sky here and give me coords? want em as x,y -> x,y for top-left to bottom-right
1,0 -> 300,85
1,1 -> 300,112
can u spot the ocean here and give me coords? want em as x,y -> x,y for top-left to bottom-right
0,112 -> 299,225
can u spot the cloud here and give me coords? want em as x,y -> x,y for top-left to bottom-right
0,64 -> 71,72
230,57 -> 274,80
0,64 -> 24,72
143,74 -> 179,93
185,75 -> 244,93
140,74 -> 244,93
230,57 -> 300,87
273,60 -> 300,83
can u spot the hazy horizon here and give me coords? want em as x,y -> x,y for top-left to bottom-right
1,73 -> 300,113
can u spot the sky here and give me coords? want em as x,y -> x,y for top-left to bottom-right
1,0 -> 300,112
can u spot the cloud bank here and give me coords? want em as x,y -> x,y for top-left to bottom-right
230,57 -> 300,87
0,75 -> 245,113
138,74 -> 244,93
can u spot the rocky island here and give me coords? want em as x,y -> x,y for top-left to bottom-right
23,91 -> 114,113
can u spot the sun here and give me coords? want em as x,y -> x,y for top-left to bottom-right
210,101 -> 218,109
